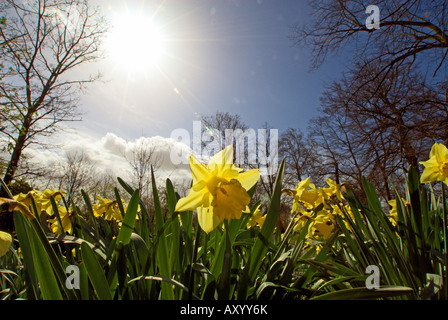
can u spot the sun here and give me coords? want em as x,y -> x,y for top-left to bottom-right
106,11 -> 166,72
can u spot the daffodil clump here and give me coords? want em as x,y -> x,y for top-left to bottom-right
14,189 -> 73,234
12,190 -> 132,236
283,177 -> 344,242
175,145 -> 260,233
93,196 -> 125,221
2,143 -> 447,300
92,196 -> 141,235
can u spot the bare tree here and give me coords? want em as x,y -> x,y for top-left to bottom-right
253,122 -> 278,198
200,111 -> 249,157
0,0 -> 108,192
291,0 -> 448,91
278,127 -> 315,187
56,150 -> 96,203
308,62 -> 447,201
125,139 -> 161,210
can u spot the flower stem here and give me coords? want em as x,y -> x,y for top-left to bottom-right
218,219 -> 232,299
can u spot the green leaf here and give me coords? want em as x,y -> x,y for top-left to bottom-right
50,196 -> 64,234
47,234 -> 107,261
217,220 -> 232,299
238,157 -> 286,299
14,212 -> 63,300
311,286 -> 413,300
107,189 -> 140,297
80,242 -> 112,300
13,212 -> 39,299
115,189 -> 140,247
151,167 -> 174,300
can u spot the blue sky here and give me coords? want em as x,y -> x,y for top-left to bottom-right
76,0 -> 349,141
20,0 -> 359,186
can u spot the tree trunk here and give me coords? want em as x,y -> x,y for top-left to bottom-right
1,115 -> 32,196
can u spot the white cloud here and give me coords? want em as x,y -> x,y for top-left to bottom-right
18,128 -> 195,190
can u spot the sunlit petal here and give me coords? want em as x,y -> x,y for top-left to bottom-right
0,231 -> 12,257
189,156 -> 210,184
175,189 -> 209,212
197,206 -> 222,234
235,168 -> 261,191
208,145 -> 234,173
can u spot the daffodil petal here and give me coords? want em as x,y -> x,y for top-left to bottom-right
197,206 -> 222,234
189,156 -> 210,184
420,157 -> 444,182
0,231 -> 12,257
431,143 -> 448,161
295,177 -> 311,198
235,168 -> 261,191
300,190 -> 319,207
208,145 -> 234,173
175,189 -> 209,212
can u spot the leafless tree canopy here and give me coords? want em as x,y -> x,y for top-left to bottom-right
279,128 -> 314,187
292,0 -> 448,82
125,140 -> 161,193
200,111 -> 249,153
57,150 -> 96,202
281,1 -> 448,202
305,62 -> 448,200
0,0 -> 108,188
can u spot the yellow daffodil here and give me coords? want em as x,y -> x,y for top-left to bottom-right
247,204 -> 266,228
13,189 -> 72,234
93,196 -> 124,221
285,178 -> 341,242
38,189 -> 66,216
388,198 -> 407,227
0,231 -> 12,257
292,210 -> 313,234
14,191 -> 42,215
310,210 -> 335,240
420,142 -> 448,185
14,189 -> 66,217
47,206 -> 73,234
175,145 -> 260,233
325,178 -> 343,201
289,177 -> 312,212
293,209 -> 335,241
332,203 -> 359,232
289,177 -> 337,212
